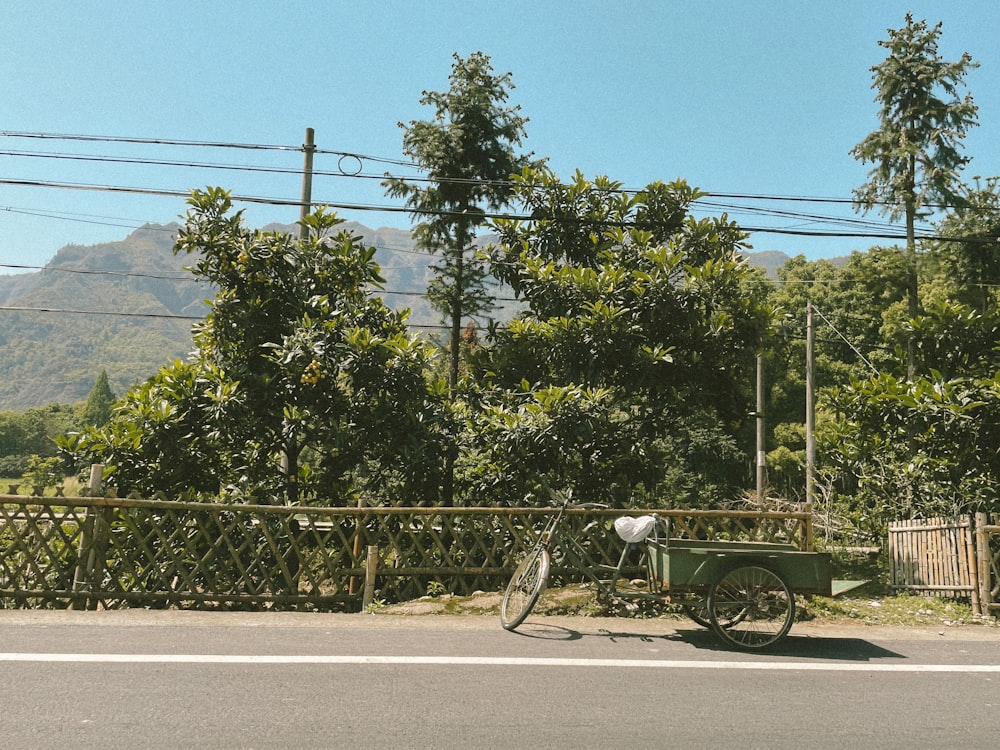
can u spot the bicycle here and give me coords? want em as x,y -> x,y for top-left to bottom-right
499,489 -> 669,630
500,488 -> 833,651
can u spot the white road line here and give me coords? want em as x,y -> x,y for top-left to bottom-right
1,653 -> 998,672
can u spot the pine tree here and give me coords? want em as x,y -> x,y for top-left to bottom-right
851,14 -> 979,378
384,51 -> 537,391
81,370 -> 116,427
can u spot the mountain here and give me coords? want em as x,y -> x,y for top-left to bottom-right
0,223 -> 798,411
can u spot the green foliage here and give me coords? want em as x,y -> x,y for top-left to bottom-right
930,176 -> 1000,311
466,169 -> 776,506
81,370 -> 116,427
384,51 -> 539,391
0,404 -> 77,460
851,13 -> 979,379
66,190 -> 448,504
22,454 -> 64,490
821,371 -> 1000,540
851,13 -> 979,223
909,300 -> 1000,378
61,360 -> 235,496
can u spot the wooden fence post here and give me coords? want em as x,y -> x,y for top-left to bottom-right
349,497 -> 365,595
70,465 -> 105,610
70,514 -> 94,610
361,544 -> 378,611
85,465 -> 108,610
976,512 -> 991,617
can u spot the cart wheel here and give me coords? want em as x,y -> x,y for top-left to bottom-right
708,565 -> 794,651
500,546 -> 550,631
682,599 -> 746,630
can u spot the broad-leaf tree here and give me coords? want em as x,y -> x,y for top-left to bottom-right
932,177 -> 1000,312
850,13 -> 979,379
66,189 -> 446,503
822,371 -> 1000,541
466,169 -> 776,506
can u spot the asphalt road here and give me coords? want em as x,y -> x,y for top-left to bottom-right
1,610 -> 998,749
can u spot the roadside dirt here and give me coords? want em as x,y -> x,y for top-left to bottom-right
376,583 -> 1000,640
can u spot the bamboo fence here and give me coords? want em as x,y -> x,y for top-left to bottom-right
0,491 -> 813,612
888,514 -> 1000,616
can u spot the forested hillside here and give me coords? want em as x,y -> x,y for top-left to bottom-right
0,221 -> 790,410
0,224 -> 203,410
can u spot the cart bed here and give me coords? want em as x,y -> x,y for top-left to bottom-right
648,537 -> 833,597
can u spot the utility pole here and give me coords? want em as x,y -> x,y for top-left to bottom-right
756,354 -> 766,503
805,301 -> 815,509
283,127 -> 316,504
298,127 -> 316,240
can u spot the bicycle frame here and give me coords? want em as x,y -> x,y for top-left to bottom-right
531,504 -> 667,604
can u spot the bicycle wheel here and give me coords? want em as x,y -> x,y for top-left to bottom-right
500,545 -> 550,631
707,565 -> 794,651
680,600 -> 713,628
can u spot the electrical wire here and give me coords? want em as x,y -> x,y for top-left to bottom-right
0,304 -> 202,320
0,263 -> 201,282
0,131 -> 992,221
5,177 -> 989,243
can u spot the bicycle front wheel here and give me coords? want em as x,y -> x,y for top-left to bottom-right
500,545 -> 550,631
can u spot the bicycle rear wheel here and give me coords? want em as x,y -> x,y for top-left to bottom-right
500,545 -> 550,631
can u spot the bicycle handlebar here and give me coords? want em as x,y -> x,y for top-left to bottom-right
537,476 -> 611,510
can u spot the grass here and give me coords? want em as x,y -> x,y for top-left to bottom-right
1,476 -> 86,496
803,592 -> 983,627
383,582 -> 995,630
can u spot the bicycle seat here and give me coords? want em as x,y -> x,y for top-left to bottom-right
613,515 -> 657,543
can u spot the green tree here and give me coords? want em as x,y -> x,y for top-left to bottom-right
850,13 -> 979,379
66,189 -> 446,503
81,369 -> 116,427
931,177 -> 1000,312
822,371 -> 1000,541
465,169 -> 775,506
383,51 -> 537,392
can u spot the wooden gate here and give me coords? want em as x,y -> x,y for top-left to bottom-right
888,516 -> 980,610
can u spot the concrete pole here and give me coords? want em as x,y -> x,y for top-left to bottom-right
756,354 -> 766,504
805,302 -> 815,509
298,127 -> 315,240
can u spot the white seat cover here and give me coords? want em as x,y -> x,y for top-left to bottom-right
613,515 -> 656,543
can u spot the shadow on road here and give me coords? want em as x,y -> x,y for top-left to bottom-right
657,628 -> 906,661
509,620 -> 905,661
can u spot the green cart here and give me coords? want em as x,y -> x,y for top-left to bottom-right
646,536 -> 832,648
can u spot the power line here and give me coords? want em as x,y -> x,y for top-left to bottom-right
7,130 -> 994,216
1,205 -> 167,231
0,130 -> 420,170
1,133 -> 996,245
0,148 -> 405,182
0,263 -> 201,282
5,176 -> 989,243
0,305 -> 202,320
0,130 -> 303,152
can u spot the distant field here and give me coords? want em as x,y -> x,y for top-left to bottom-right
1,476 -> 85,496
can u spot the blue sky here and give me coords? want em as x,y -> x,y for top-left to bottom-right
2,0 -> 998,270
